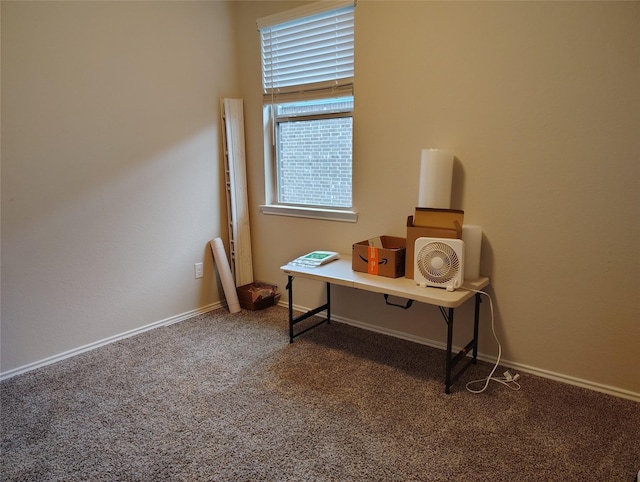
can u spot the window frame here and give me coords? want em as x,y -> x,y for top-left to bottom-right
258,1 -> 358,223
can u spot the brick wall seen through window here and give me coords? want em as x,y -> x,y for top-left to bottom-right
277,117 -> 352,207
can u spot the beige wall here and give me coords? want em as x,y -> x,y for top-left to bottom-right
235,1 -> 640,397
2,1 -> 638,398
1,1 -> 238,373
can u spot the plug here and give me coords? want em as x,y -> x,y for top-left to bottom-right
513,374 -> 520,381
503,370 -> 514,381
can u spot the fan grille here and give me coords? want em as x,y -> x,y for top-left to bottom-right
416,241 -> 461,284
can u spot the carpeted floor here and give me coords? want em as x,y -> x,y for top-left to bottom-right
1,305 -> 639,481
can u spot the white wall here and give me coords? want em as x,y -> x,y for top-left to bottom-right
1,1 -> 238,373
234,1 -> 640,397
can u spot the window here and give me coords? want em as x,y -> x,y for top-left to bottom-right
258,1 -> 357,222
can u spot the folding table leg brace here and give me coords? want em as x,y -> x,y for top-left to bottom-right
286,276 -> 331,343
440,293 -> 483,394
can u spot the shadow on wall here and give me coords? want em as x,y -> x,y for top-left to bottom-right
451,156 -> 466,211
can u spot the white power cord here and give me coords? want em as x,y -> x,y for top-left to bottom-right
465,289 -> 521,394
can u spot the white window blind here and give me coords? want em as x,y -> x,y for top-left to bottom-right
258,1 -> 355,104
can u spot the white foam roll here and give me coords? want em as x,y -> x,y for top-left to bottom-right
461,225 -> 482,280
210,238 -> 241,313
418,149 -> 454,209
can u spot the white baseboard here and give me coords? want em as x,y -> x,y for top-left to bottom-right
0,302 -> 223,381
280,301 -> 640,403
5,300 -> 638,403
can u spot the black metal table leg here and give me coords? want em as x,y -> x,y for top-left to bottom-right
473,293 -> 482,361
445,307 -> 454,394
326,282 -> 331,324
287,275 -> 294,343
286,276 -> 331,342
439,301 -> 481,394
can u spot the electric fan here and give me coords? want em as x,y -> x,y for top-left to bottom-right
414,237 -> 465,291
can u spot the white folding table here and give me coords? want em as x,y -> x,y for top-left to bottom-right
281,255 -> 490,393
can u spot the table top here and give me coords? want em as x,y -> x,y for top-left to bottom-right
281,255 -> 489,309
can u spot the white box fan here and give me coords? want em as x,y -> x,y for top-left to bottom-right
414,237 -> 465,291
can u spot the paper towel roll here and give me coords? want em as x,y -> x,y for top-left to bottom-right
418,149 -> 454,209
210,238 -> 241,313
461,225 -> 482,280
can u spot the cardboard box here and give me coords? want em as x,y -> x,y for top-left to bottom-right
352,236 -> 406,278
413,207 -> 464,231
405,210 -> 464,279
237,282 -> 279,311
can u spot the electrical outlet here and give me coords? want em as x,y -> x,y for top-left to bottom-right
194,262 -> 204,279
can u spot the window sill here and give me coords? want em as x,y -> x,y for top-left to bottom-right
260,204 -> 358,223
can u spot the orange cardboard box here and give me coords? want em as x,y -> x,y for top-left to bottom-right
352,236 -> 406,278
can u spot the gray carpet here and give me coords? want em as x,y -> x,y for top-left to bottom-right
2,306 -> 639,481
